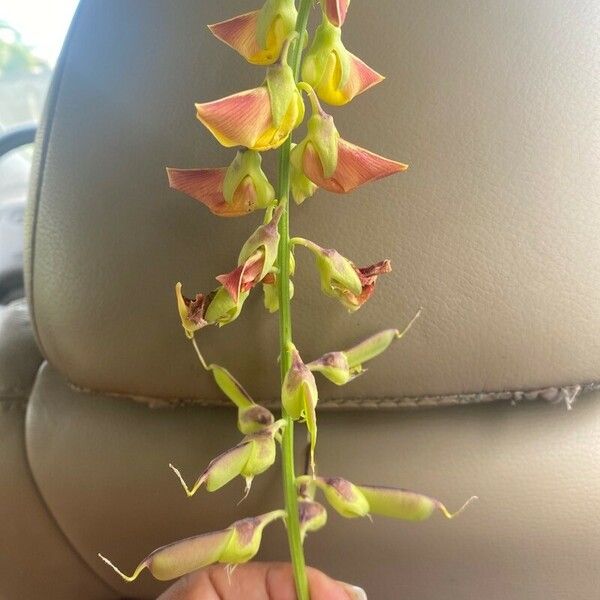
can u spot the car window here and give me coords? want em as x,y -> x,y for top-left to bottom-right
0,1 -> 78,303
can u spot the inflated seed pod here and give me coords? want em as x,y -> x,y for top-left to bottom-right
299,475 -> 476,522
190,340 -> 275,435
297,475 -> 370,518
169,420 -> 286,498
98,510 -> 286,582
357,484 -> 478,522
307,310 -> 422,385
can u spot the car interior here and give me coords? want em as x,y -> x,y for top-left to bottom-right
1,1 -> 598,598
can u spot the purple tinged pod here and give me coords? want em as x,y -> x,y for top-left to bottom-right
298,498 -> 328,541
282,344 -> 319,473
308,310 -> 422,385
98,510 -> 286,582
169,420 -> 286,498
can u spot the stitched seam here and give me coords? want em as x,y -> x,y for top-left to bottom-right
67,380 -> 597,410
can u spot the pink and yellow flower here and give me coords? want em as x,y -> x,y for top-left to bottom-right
301,17 -> 383,106
208,0 -> 297,66
196,38 -> 304,151
290,91 -> 407,196
167,150 -> 274,217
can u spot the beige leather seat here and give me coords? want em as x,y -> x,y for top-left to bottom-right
2,1 -> 599,598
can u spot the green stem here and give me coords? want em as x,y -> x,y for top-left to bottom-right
277,1 -> 312,599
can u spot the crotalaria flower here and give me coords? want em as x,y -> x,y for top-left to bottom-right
196,38 -> 304,151
301,16 -> 383,106
292,237 -> 391,311
291,90 -> 407,195
282,344 -> 319,473
322,0 -> 351,27
169,419 -> 286,498
208,0 -> 297,65
98,510 -> 286,582
297,475 -> 477,522
166,150 -> 275,217
217,205 -> 283,304
307,312 -> 422,385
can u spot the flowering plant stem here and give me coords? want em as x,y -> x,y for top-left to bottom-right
276,1 -> 313,598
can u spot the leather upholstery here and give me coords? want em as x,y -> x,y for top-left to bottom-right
27,363 -> 600,600
0,0 -> 596,598
25,0 -> 600,404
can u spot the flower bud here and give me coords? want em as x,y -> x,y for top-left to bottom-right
301,17 -> 383,106
166,150 -> 274,218
169,420 -> 286,498
208,0 -> 297,65
322,0 -> 351,27
282,344 -> 319,473
98,510 -> 286,582
307,351 -> 352,385
196,40 -> 304,151
297,475 -> 370,519
298,499 -> 328,541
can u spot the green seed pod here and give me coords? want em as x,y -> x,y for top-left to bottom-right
98,510 -> 286,582
297,475 -> 370,519
357,484 -> 478,522
169,420 -> 286,498
298,499 -> 328,541
222,150 -> 275,208
282,344 -> 319,473
308,310 -> 422,385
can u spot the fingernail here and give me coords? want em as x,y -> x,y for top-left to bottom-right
341,583 -> 368,600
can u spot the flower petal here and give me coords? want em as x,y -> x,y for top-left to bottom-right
303,138 -> 408,193
196,87 -> 272,149
167,168 -> 255,217
323,0 -> 351,27
209,11 -> 263,64
216,251 -> 265,303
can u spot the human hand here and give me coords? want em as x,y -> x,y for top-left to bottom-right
158,562 -> 367,599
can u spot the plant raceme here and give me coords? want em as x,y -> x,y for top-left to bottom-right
99,1 -> 475,596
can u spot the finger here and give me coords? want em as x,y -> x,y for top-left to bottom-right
157,561 -> 367,600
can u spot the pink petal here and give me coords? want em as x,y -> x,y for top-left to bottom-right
324,0 -> 350,27
208,11 -> 263,64
167,168 -> 260,217
196,87 -> 272,149
341,52 -> 384,101
303,138 -> 408,193
216,251 -> 265,303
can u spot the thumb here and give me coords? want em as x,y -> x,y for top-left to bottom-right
158,561 -> 367,600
